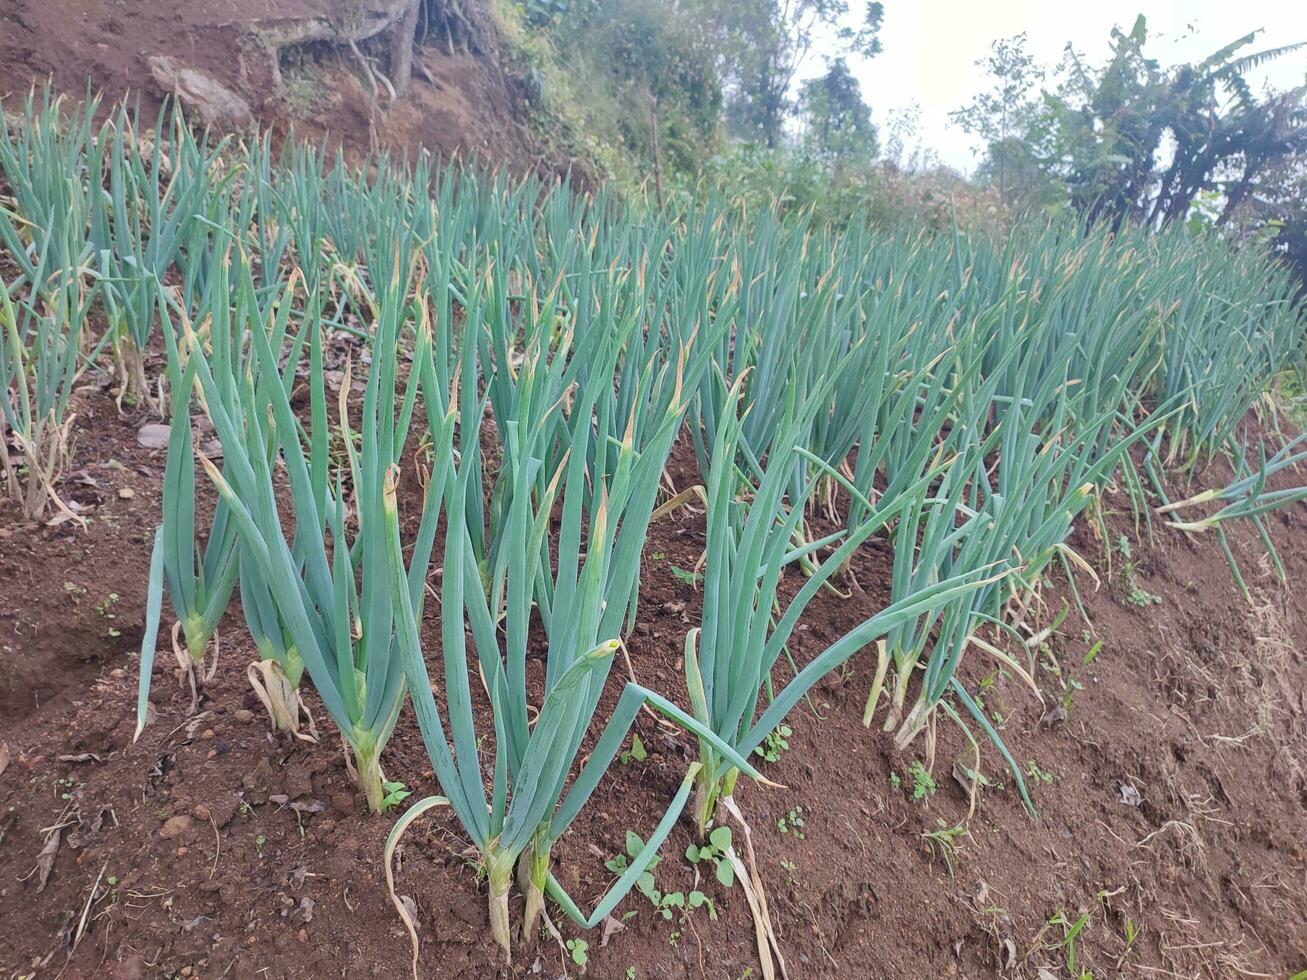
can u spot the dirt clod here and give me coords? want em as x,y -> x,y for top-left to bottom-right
159,815 -> 192,839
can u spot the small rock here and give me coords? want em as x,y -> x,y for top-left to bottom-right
136,424 -> 171,449
204,793 -> 242,829
280,765 -> 312,799
200,728 -> 215,740
449,894 -> 487,930
297,928 -> 308,943
1039,703 -> 1067,728
118,487 -> 135,500
176,846 -> 189,857
330,792 -> 356,817
193,803 -> 210,821
242,757 -> 276,803
159,815 -> 192,839
234,709 -> 255,723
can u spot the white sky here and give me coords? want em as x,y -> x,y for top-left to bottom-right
822,1 -> 1307,173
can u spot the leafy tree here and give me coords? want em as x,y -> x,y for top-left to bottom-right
797,57 -> 878,165
707,0 -> 885,148
949,33 -> 1046,206
533,0 -> 724,180
1040,17 -> 1307,228
955,17 -> 1307,237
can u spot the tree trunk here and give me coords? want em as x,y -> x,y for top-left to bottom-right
650,97 -> 665,210
389,0 -> 421,97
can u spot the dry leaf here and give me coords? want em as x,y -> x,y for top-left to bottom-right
31,829 -> 61,891
290,896 -> 315,926
600,914 -> 626,947
0,741 -> 10,777
398,895 -> 418,932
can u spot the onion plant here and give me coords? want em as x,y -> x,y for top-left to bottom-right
134,246 -> 305,729
391,292 -> 760,960
1156,433 -> 1307,598
0,87 -> 99,290
0,236 -> 96,524
684,378 -> 998,834
133,332 -> 239,723
184,245 -> 436,810
92,103 -> 228,414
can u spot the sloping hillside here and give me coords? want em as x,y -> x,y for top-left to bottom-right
0,0 -> 563,175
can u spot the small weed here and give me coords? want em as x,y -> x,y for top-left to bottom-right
776,806 -> 806,838
96,593 -> 120,619
612,831 -> 715,922
1121,561 -> 1161,607
921,820 -> 967,877
778,858 -> 797,885
606,830 -> 660,876
1121,916 -> 1139,962
379,780 -> 411,813
669,564 -> 700,588
955,762 -> 999,796
1042,909 -> 1092,979
565,938 -> 588,968
908,760 -> 936,801
687,889 -> 717,919
752,724 -> 792,763
888,770 -> 902,791
1060,676 -> 1086,714
685,825 -> 735,888
1025,760 -> 1055,785
1126,582 -> 1162,607
619,733 -> 647,765
1082,639 -> 1102,667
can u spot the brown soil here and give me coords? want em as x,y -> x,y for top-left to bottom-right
0,0 -> 566,180
1,368 -> 1306,980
